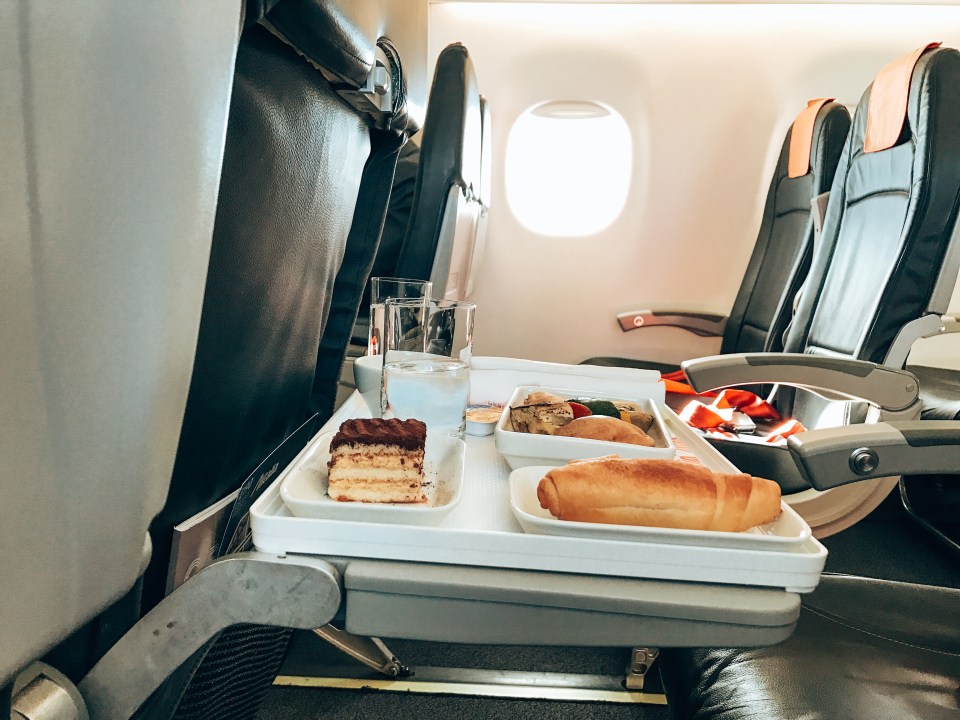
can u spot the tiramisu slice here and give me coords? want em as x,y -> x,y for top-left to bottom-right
327,418 -> 427,503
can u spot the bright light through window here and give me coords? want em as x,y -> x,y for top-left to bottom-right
505,101 -> 632,237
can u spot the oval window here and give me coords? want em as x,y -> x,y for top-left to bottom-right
505,101 -> 632,237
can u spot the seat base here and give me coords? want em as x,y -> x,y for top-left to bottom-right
909,364 -> 960,420
659,495 -> 960,720
660,574 -> 960,720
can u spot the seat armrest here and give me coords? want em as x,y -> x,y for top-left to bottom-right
681,353 -> 919,412
78,552 -> 341,720
788,421 -> 960,490
617,310 -> 728,337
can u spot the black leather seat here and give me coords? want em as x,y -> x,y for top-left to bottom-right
683,44 -> 960,504
586,100 -> 850,373
367,139 -> 423,303
660,491 -> 960,720
660,574 -> 960,720
909,364 -> 960,421
394,42 -> 484,299
331,42 -> 484,410
660,45 -> 960,720
131,2 -> 425,717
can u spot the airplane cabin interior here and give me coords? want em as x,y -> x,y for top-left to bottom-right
3,1 -> 960,719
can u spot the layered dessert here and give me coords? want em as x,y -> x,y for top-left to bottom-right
327,418 -> 427,503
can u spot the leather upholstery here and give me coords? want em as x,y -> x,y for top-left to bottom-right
725,102 -> 849,354
145,21 -> 372,608
659,54 -> 960,717
909,364 -> 960,420
311,130 -> 409,423
395,42 -> 483,299
246,0 -> 427,131
366,138 -> 422,305
660,574 -> 960,720
131,1 -> 426,717
784,48 -> 960,364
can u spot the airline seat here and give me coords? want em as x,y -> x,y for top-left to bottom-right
393,42 -> 485,300
661,43 -> 960,720
677,45 -> 960,535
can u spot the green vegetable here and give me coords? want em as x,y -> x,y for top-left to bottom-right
571,399 -> 620,418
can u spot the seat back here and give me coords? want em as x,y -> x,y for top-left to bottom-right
717,46 -> 960,537
145,1 -> 424,608
722,100 -> 850,355
784,46 -> 960,366
395,42 -> 484,299
126,2 -> 425,718
466,95 -> 494,297
0,0 -> 240,689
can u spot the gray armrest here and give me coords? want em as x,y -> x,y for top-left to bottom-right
681,353 -> 919,412
617,310 -> 728,337
79,552 -> 341,720
788,421 -> 960,490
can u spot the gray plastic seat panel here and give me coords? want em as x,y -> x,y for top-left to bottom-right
343,561 -> 800,647
1,0 -> 241,686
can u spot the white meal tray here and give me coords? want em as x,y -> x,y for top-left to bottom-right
496,385 -> 676,468
250,358 -> 827,593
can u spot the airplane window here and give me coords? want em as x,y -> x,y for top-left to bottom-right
505,100 -> 632,237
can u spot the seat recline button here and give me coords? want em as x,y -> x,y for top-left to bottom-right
849,448 -> 880,475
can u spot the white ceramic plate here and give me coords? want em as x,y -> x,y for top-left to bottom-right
509,465 -> 813,550
281,430 -> 465,524
495,385 -> 676,469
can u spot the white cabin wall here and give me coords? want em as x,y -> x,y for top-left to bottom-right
428,2 -> 960,369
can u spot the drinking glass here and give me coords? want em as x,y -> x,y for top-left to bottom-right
380,298 -> 475,438
367,277 -> 433,356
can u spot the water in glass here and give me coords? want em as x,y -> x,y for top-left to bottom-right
382,355 -> 470,436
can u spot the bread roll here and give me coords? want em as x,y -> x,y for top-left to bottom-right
554,416 -> 655,447
524,391 -> 567,405
537,457 -> 781,532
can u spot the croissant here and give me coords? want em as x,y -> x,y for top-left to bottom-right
537,457 -> 782,532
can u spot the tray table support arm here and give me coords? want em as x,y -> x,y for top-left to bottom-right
312,625 -> 410,677
78,552 -> 341,720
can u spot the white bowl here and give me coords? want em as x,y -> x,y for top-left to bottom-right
495,385 -> 676,469
353,354 -> 383,417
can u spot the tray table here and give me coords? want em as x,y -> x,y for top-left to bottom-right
250,358 -> 827,647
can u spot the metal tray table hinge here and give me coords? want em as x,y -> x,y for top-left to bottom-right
624,647 -> 660,691
313,625 -> 412,678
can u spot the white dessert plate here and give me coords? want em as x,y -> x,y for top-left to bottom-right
281,430 -> 465,524
509,466 -> 813,550
496,385 -> 676,469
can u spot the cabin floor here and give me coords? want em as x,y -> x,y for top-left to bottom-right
255,490 -> 959,719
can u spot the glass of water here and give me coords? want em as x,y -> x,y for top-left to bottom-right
367,277 -> 433,356
381,298 -> 475,438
